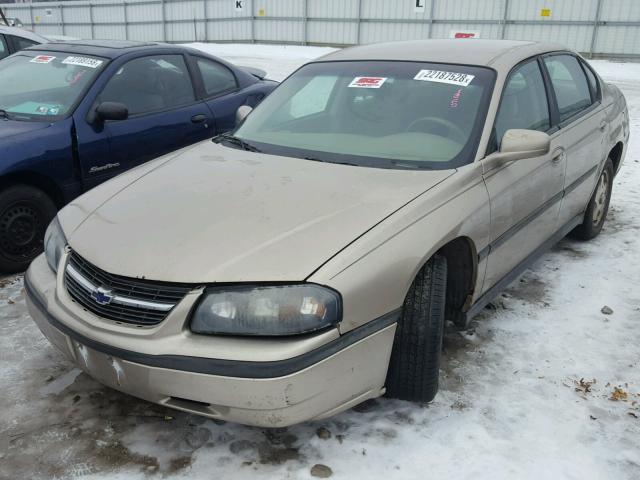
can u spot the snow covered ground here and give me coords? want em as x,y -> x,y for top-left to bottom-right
1,44 -> 639,480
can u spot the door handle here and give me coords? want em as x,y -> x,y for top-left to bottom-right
599,121 -> 607,132
191,114 -> 207,124
551,147 -> 565,164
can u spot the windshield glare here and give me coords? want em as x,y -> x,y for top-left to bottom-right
0,53 -> 106,120
235,61 -> 494,170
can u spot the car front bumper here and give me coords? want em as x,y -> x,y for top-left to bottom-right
25,254 -> 397,427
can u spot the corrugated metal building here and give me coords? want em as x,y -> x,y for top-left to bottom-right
2,0 -> 639,57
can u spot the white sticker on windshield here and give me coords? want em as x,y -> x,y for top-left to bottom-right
30,55 -> 56,64
348,77 -> 388,89
61,56 -> 104,69
414,69 -> 475,87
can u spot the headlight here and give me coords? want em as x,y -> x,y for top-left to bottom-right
43,217 -> 67,273
190,284 -> 341,336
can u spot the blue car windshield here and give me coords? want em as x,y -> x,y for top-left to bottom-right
0,53 -> 106,121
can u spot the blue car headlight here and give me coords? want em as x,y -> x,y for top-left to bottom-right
43,217 -> 67,273
190,284 -> 341,336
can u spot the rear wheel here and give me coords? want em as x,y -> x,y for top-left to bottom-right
386,254 -> 447,402
571,158 -> 614,241
0,185 -> 57,273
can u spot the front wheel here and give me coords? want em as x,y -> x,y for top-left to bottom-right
385,254 -> 447,402
571,158 -> 614,241
0,185 -> 57,273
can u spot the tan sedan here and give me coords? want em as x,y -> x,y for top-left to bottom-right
25,39 -> 629,427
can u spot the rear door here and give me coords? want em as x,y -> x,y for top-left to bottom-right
75,53 -> 214,189
541,53 -> 607,227
481,57 -> 565,293
193,56 -> 262,133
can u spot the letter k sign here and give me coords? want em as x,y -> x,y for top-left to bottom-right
235,0 -> 243,11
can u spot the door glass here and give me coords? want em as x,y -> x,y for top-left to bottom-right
197,58 -> 237,97
100,54 -> 195,116
11,36 -> 38,52
581,61 -> 599,100
493,60 -> 550,150
0,36 -> 8,60
544,55 -> 592,122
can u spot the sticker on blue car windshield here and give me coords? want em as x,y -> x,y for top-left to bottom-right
30,55 -> 56,64
414,69 -> 475,87
62,56 -> 104,69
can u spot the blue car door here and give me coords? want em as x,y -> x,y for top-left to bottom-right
74,53 -> 214,190
192,55 -> 265,133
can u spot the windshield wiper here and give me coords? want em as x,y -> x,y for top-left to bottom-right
214,133 -> 261,153
304,156 -> 359,167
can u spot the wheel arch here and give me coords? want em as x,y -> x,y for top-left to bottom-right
0,171 -> 65,209
608,141 -> 624,176
432,236 -> 478,329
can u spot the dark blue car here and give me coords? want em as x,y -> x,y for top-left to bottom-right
0,40 -> 277,272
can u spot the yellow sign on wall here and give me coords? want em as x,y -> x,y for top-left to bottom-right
258,8 -> 266,17
540,8 -> 551,17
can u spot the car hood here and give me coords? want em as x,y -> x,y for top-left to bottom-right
62,141 -> 454,283
0,119 -> 51,141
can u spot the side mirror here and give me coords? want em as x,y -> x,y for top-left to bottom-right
490,129 -> 551,163
235,105 -> 253,126
95,102 -> 128,122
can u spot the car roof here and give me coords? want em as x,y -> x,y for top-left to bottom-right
23,39 -> 198,59
0,26 -> 48,44
318,39 -> 567,71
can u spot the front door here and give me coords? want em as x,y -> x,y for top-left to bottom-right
481,58 -> 566,293
75,53 -> 214,190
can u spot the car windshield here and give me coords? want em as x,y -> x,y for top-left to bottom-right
234,61 -> 495,170
0,53 -> 106,121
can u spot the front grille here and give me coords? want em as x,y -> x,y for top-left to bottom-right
64,251 -> 195,326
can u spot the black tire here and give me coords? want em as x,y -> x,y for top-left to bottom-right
386,254 -> 447,402
570,158 -> 614,241
0,185 -> 57,273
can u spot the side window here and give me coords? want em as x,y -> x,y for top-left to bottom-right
543,55 -> 592,122
581,60 -> 600,101
493,60 -> 550,150
100,55 -> 195,117
289,75 -> 337,118
10,36 -> 38,52
196,58 -> 237,97
0,36 -> 8,60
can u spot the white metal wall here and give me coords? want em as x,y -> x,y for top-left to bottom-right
2,0 -> 640,56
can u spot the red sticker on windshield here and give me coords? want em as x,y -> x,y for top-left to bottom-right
30,55 -> 56,64
349,77 -> 387,89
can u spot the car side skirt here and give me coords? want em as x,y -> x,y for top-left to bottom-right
464,212 -> 584,324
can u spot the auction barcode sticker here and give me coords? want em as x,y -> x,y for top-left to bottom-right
348,77 -> 387,89
414,70 -> 475,87
62,56 -> 104,69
